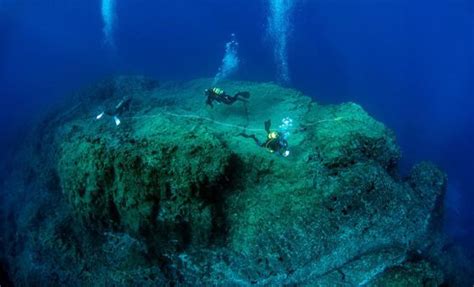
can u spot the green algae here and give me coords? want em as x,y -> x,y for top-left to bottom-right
0,76 -> 458,286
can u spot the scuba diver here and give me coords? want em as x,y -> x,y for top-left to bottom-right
96,97 -> 132,126
240,119 -> 290,157
204,87 -> 250,108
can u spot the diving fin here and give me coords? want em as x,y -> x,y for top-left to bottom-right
114,116 -> 121,126
264,120 -> 271,133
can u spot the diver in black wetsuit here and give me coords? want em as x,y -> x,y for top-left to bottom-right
240,120 -> 290,157
204,87 -> 250,108
96,97 -> 132,126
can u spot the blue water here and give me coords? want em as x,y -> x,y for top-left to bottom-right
1,0 -> 473,251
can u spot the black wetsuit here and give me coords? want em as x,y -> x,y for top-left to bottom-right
105,97 -> 132,116
205,89 -> 250,108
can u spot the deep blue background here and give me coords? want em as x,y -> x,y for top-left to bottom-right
1,0 -> 473,247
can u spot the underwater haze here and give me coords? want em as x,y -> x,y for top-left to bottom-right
1,0 -> 473,285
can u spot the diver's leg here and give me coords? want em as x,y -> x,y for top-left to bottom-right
239,133 -> 261,146
235,92 -> 250,99
221,95 -> 238,105
97,109 -> 114,120
225,92 -> 250,105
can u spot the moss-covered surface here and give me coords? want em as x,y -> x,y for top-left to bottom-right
368,260 -> 445,287
1,76 -> 470,286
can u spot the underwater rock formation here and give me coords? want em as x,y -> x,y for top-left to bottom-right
0,76 -> 464,286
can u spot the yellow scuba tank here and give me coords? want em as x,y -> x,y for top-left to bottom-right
268,131 -> 279,140
212,87 -> 224,95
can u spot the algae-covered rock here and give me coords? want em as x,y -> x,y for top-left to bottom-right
0,76 -> 456,286
59,114 -> 231,248
368,260 -> 445,287
303,102 -> 400,171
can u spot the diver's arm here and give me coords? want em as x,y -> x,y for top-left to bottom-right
206,97 -> 214,108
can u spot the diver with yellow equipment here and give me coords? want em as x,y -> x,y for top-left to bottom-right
240,119 -> 290,157
204,87 -> 250,108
